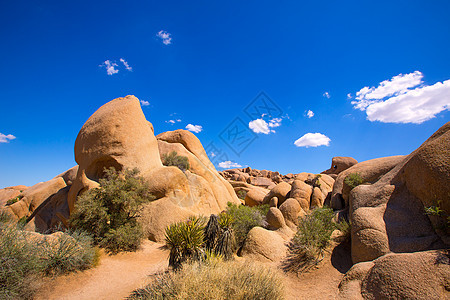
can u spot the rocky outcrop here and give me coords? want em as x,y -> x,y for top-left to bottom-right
64,96 -> 239,242
339,250 -> 450,300
349,122 -> 450,264
322,156 -> 358,178
0,185 -> 28,207
330,156 -> 405,210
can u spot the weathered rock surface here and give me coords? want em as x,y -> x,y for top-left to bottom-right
244,187 -> 268,207
339,250 -> 450,300
240,226 -> 288,262
331,155 -> 405,210
322,156 -> 358,176
349,122 -> 450,264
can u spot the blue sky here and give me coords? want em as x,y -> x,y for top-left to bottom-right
1,0 -> 449,188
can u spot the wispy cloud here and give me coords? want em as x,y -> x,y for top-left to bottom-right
165,119 -> 181,124
306,110 -> 314,118
0,133 -> 16,143
294,133 -> 330,148
120,58 -> 132,71
268,118 -> 282,128
100,60 -> 119,75
218,161 -> 242,169
157,30 -> 172,45
140,100 -> 150,106
323,92 -> 331,99
351,71 -> 450,124
249,119 -> 273,134
186,124 -> 203,133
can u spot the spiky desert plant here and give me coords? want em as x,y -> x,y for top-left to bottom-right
204,214 -> 220,251
165,216 -> 205,269
215,228 -> 236,260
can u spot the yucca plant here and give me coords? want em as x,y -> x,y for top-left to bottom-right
215,228 -> 235,260
204,214 -> 220,251
165,216 -> 205,269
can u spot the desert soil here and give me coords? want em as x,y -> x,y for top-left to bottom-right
35,239 -> 352,300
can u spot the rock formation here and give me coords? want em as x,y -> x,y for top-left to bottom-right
348,122 -> 450,264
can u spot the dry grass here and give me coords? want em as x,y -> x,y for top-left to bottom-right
128,260 -> 284,300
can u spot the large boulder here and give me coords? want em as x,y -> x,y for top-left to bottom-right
330,155 -> 405,210
240,226 -> 288,262
339,250 -> 450,300
0,185 -> 27,207
279,198 -> 304,228
244,187 -> 268,207
263,182 -> 292,206
65,96 -> 240,242
68,95 -> 162,213
4,178 -> 66,221
322,157 -> 358,176
349,122 -> 450,264
289,180 -> 312,210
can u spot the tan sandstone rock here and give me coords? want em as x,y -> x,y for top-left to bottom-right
339,250 -> 450,300
279,198 -> 304,228
240,226 -> 288,262
322,156 -> 358,176
349,122 -> 449,264
263,181 -> 292,206
266,207 -> 286,229
244,187 -> 268,207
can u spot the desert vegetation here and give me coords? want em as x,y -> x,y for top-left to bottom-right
128,259 -> 284,300
69,167 -> 154,253
162,151 -> 190,172
283,207 -> 349,274
344,172 -> 364,190
0,211 -> 97,299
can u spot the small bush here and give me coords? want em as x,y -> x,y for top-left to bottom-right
222,202 -> 266,247
344,172 -> 364,190
6,195 -> 23,206
283,207 -> 335,274
0,223 -> 96,299
0,225 -> 42,299
165,216 -> 205,269
127,260 -> 284,300
39,230 -> 96,276
236,190 -> 247,200
69,167 -> 154,253
162,151 -> 190,172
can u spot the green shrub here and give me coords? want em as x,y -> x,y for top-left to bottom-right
69,167 -> 154,253
39,230 -> 96,276
236,190 -> 247,200
162,151 -> 190,172
222,202 -> 266,247
165,216 -> 205,269
127,260 -> 284,300
0,225 -> 42,299
6,195 -> 23,206
344,172 -> 364,190
283,207 -> 335,274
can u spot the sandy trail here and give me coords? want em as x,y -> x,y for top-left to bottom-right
283,240 -> 352,300
35,240 -> 169,300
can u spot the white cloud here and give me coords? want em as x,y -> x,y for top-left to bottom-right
120,58 -> 132,71
323,92 -> 330,99
140,100 -> 150,106
218,161 -> 242,169
186,124 -> 203,133
166,119 -> 181,124
249,119 -> 274,134
294,133 -> 331,148
100,60 -> 119,75
268,118 -> 282,128
210,152 -> 216,158
157,30 -> 172,45
352,71 -> 450,124
0,133 -> 16,143
306,110 -> 314,118
347,93 -> 352,99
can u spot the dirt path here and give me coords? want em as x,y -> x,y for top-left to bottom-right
35,240 -> 169,300
283,240 -> 353,300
